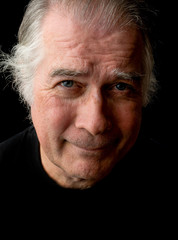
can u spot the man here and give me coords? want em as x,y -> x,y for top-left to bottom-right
0,0 -> 171,233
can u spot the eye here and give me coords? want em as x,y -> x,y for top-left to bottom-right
60,80 -> 74,88
116,82 -> 130,91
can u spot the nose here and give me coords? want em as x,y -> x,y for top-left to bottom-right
75,90 -> 111,136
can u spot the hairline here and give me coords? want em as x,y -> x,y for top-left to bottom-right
1,0 -> 156,108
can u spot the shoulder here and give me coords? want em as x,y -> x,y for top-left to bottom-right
0,126 -> 38,164
118,134 -> 171,190
131,133 -> 170,160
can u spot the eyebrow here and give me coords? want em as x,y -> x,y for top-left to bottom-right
112,69 -> 144,82
50,67 -> 144,83
50,68 -> 88,78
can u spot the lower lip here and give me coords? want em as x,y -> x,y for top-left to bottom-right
72,144 -> 112,153
79,147 -> 105,152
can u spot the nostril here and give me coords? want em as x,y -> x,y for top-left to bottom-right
75,112 -> 111,136
106,121 -> 112,131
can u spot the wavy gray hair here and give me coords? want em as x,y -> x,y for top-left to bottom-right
0,0 -> 157,108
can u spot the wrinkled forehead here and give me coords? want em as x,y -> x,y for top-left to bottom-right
43,0 -> 142,40
40,6 -> 144,75
42,5 -> 143,47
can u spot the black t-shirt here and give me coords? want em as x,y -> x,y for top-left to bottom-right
0,126 -> 172,236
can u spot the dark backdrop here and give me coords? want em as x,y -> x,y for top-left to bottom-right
0,1 -> 175,151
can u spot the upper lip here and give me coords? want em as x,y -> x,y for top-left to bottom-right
77,146 -> 107,151
71,140 -> 117,151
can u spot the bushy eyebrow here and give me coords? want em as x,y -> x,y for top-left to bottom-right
50,67 -> 143,83
50,68 -> 88,78
112,69 -> 144,82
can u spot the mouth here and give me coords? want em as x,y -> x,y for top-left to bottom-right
75,145 -> 108,152
69,138 -> 118,153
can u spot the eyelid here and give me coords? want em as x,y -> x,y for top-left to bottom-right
116,82 -> 134,89
117,78 -> 141,88
59,79 -> 74,86
106,79 -> 134,89
60,80 -> 74,87
58,79 -> 84,89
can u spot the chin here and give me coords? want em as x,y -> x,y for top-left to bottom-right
63,158 -> 114,189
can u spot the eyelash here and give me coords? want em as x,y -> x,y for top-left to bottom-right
59,80 -> 135,90
57,80 -> 138,100
60,80 -> 75,88
114,82 -> 135,91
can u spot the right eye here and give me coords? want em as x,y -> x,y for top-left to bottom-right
56,80 -> 85,99
115,82 -> 129,91
60,80 -> 74,88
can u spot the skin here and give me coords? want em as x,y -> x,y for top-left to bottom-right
31,7 -> 144,189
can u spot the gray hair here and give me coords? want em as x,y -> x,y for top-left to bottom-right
0,0 -> 157,108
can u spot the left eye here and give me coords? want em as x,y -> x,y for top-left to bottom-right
116,82 -> 130,91
61,80 -> 74,88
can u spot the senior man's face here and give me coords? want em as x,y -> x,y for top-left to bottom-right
31,9 -> 144,189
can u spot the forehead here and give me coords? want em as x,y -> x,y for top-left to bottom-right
41,7 -> 144,72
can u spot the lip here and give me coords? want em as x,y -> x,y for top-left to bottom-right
76,146 -> 107,152
71,142 -> 115,153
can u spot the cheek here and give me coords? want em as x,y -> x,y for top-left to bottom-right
32,95 -> 76,135
114,103 -> 142,135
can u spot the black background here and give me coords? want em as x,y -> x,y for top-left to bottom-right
0,1 -> 176,151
